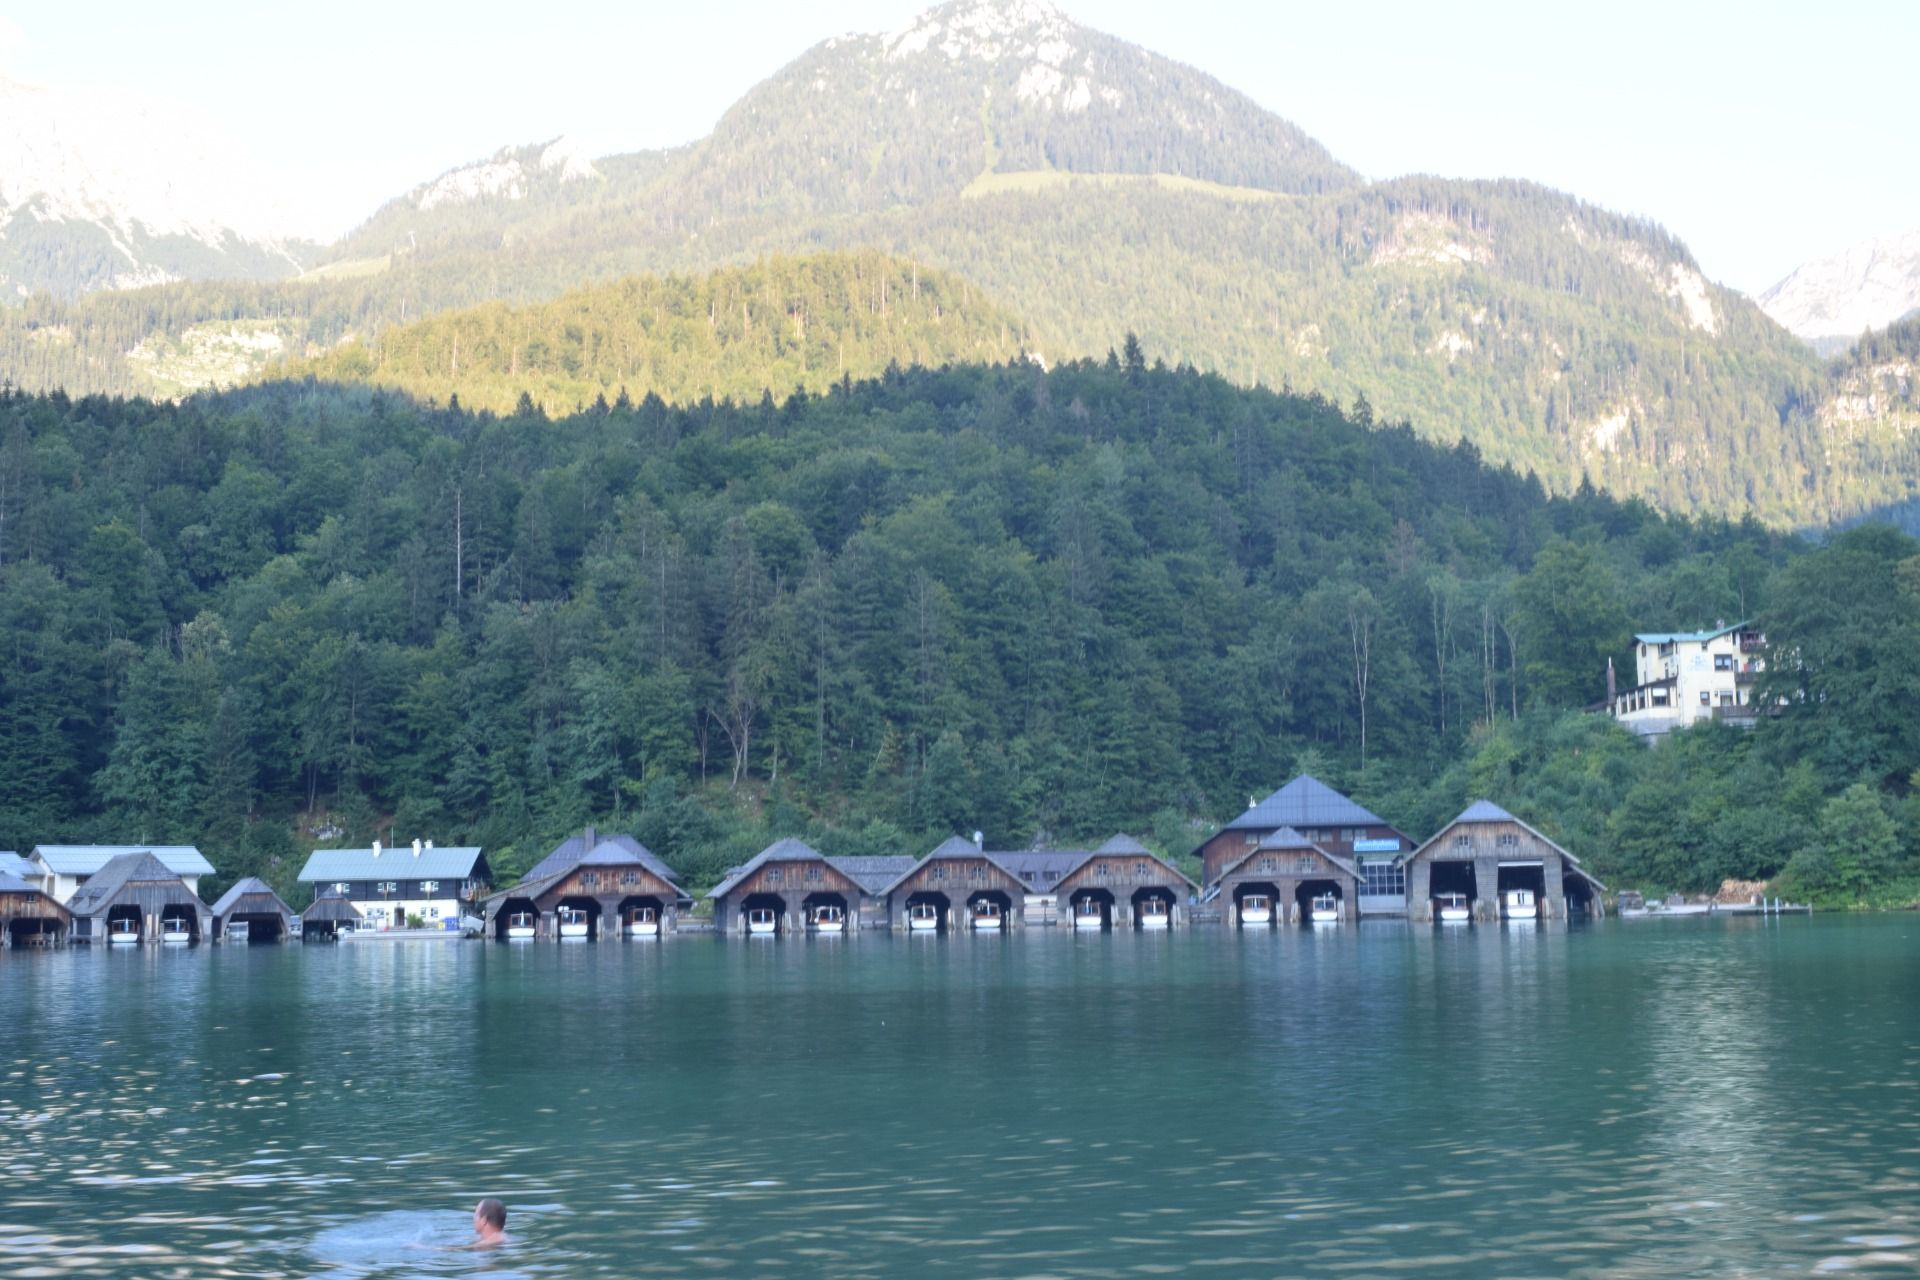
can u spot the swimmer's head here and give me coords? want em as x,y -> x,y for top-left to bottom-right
474,1199 -> 507,1234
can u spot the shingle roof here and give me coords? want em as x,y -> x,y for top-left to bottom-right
1222,776 -> 1388,833
1256,825 -> 1319,851
878,841 -> 1027,895
1096,833 -> 1152,855
297,846 -> 485,882
302,890 -> 364,922
0,870 -> 51,897
210,877 -> 296,919
66,853 -> 207,914
523,831 -> 684,888
0,853 -> 35,879
830,856 -> 920,894
1456,799 -> 1518,824
989,850 -> 1096,891
926,835 -> 983,859
32,845 -> 214,877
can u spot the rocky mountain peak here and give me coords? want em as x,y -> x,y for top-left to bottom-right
1760,228 -> 1920,346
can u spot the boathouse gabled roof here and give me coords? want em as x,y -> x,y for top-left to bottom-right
1220,776 -> 1389,833
877,839 -> 1028,895
523,829 -> 684,889
302,890 -> 363,922
1095,833 -> 1152,855
297,845 -> 486,883
990,849 -> 1092,890
707,838 -> 830,898
478,841 -> 681,907
1214,826 -> 1361,881
65,853 -> 208,914
210,877 -> 296,920
31,844 -> 214,877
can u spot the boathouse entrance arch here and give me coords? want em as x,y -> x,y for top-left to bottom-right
555,895 -> 604,940
740,891 -> 788,933
617,894 -> 664,932
1232,881 -> 1280,926
802,890 -> 850,927
492,897 -> 540,941
966,888 -> 1015,928
1294,879 -> 1347,922
1427,861 -> 1477,913
1129,886 -> 1176,927
1067,887 -> 1114,929
906,890 -> 952,930
105,904 -> 142,941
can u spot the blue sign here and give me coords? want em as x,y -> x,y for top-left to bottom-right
1353,838 -> 1400,853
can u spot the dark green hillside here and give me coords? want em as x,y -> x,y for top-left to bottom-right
8,357 -> 1913,908
285,253 -> 1029,413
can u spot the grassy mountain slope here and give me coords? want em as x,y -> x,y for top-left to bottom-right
2,0 -> 1913,526
286,253 -> 1029,413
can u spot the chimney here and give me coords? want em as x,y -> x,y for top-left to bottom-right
412,838 -> 422,858
972,830 -> 984,850
425,840 -> 433,850
1607,656 -> 1616,703
1248,798 -> 1257,810
372,840 -> 381,858
584,825 -> 597,851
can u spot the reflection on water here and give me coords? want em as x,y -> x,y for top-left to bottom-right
1,917 -> 1917,1276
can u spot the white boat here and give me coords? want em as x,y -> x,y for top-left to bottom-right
1238,894 -> 1273,927
908,901 -> 941,932
1071,900 -> 1105,930
746,906 -> 778,935
505,911 -> 536,941
1435,892 -> 1470,924
810,903 -> 846,934
1502,888 -> 1538,920
557,906 -> 590,940
1137,899 -> 1170,930
1309,893 -> 1341,924
969,900 -> 1004,931
225,922 -> 251,943
625,905 -> 660,938
108,920 -> 140,946
160,916 -> 193,944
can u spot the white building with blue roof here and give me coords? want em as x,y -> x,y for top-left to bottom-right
296,840 -> 491,931
1609,621 -> 1765,739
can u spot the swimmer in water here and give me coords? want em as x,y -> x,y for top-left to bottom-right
471,1199 -> 508,1249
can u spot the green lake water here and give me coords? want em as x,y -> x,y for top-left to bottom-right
1,916 -> 1917,1277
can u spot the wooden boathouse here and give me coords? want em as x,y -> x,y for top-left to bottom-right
1402,801 -> 1606,922
301,890 -> 363,940
28,844 -> 215,903
1210,826 -> 1361,925
64,853 -> 213,945
1046,835 -> 1200,930
706,839 -> 915,935
210,878 -> 298,943
0,870 -> 72,948
482,837 -> 688,940
883,836 -> 1033,931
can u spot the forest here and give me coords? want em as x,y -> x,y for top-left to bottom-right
0,352 -> 1915,908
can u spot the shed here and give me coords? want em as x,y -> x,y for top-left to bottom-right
210,877 -> 298,943
0,870 -> 72,948
706,839 -> 908,935
1048,838 -> 1200,930
1211,826 -> 1360,925
481,839 -> 687,941
523,827 -> 694,909
65,853 -> 213,945
301,889 -> 363,941
882,836 -> 1033,931
1402,801 -> 1607,922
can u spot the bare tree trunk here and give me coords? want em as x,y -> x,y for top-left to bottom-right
1347,595 -> 1375,766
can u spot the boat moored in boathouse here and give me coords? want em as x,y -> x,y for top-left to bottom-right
210,877 -> 299,943
65,853 -> 213,946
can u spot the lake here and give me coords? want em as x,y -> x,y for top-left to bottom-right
1,916 -> 1917,1277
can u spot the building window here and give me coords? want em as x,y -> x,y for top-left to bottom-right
333,882 -> 350,894
1257,857 -> 1276,872
932,865 -> 947,881
1452,835 -> 1473,850
805,866 -> 822,882
621,871 -> 638,887
970,865 -> 986,882
379,881 -> 397,894
1295,855 -> 1315,874
1495,834 -> 1518,849
579,872 -> 598,889
1360,861 -> 1405,897
1096,862 -> 1110,879
766,867 -> 783,885
420,880 -> 440,894
1244,834 -> 1259,846
1715,654 -> 1734,671
1700,690 -> 1711,706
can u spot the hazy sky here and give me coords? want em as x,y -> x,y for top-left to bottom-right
4,0 -> 1913,293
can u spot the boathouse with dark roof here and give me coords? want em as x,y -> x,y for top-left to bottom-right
1402,801 -> 1606,922
523,827 -> 693,911
1046,835 -> 1200,929
65,853 -> 213,945
0,870 -> 71,948
706,839 -> 914,934
1210,826 -> 1361,925
481,838 -> 688,941
1195,776 -> 1413,915
300,889 -> 363,940
882,836 -> 1033,930
210,878 -> 299,943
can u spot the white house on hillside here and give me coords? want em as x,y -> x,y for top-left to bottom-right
1607,622 -> 1765,740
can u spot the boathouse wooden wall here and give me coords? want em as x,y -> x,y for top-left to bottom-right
0,886 -> 72,946
1404,819 -> 1571,923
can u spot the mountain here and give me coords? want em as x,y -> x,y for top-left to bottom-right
1760,228 -> 1920,352
1,0 -> 1915,528
287,252 -> 1029,412
0,75 -> 310,300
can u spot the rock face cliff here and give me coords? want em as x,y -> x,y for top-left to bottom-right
1760,228 -> 1920,349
